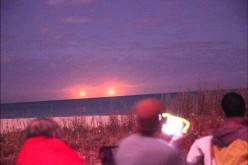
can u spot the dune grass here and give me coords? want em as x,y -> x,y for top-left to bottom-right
0,87 -> 247,165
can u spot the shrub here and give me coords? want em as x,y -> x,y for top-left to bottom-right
0,88 -> 247,164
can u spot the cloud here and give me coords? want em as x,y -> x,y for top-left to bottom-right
47,0 -> 95,5
62,17 -> 94,23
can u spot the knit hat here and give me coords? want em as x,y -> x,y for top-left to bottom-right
134,98 -> 165,135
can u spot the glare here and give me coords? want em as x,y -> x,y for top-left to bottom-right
161,113 -> 190,133
109,89 -> 115,95
80,91 -> 86,96
162,117 -> 183,136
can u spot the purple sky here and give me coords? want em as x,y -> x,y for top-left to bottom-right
1,0 -> 247,103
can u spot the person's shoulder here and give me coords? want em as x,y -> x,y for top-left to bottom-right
118,133 -> 140,144
156,138 -> 171,146
155,139 -> 184,164
195,135 -> 213,143
189,135 -> 213,149
153,138 -> 179,154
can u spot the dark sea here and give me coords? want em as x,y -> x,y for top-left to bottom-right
1,89 -> 244,119
1,93 -> 179,119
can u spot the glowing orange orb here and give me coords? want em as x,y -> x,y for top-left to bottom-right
80,91 -> 86,96
109,89 -> 115,95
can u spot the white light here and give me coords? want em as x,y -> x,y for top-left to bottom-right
109,89 -> 115,95
81,91 -> 86,96
162,117 -> 183,137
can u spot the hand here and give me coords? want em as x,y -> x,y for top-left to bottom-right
169,133 -> 189,148
159,132 -> 173,142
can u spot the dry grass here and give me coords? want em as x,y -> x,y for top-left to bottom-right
1,87 -> 247,165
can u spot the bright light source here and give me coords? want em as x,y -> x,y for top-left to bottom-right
160,113 -> 191,141
109,89 -> 115,95
161,113 -> 190,133
162,117 -> 183,136
80,91 -> 86,96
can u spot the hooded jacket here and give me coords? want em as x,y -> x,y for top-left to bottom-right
212,117 -> 248,147
187,117 -> 248,165
211,117 -> 248,165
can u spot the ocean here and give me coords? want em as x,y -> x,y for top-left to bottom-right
1,89 -> 245,132
1,93 -> 178,119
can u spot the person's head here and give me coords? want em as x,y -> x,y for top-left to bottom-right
134,98 -> 165,136
221,92 -> 246,117
24,118 -> 62,140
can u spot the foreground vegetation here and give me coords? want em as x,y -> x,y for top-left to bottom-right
1,88 -> 247,165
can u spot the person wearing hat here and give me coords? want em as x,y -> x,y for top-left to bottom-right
115,98 -> 185,165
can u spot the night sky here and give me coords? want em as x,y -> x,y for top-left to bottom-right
1,0 -> 247,103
